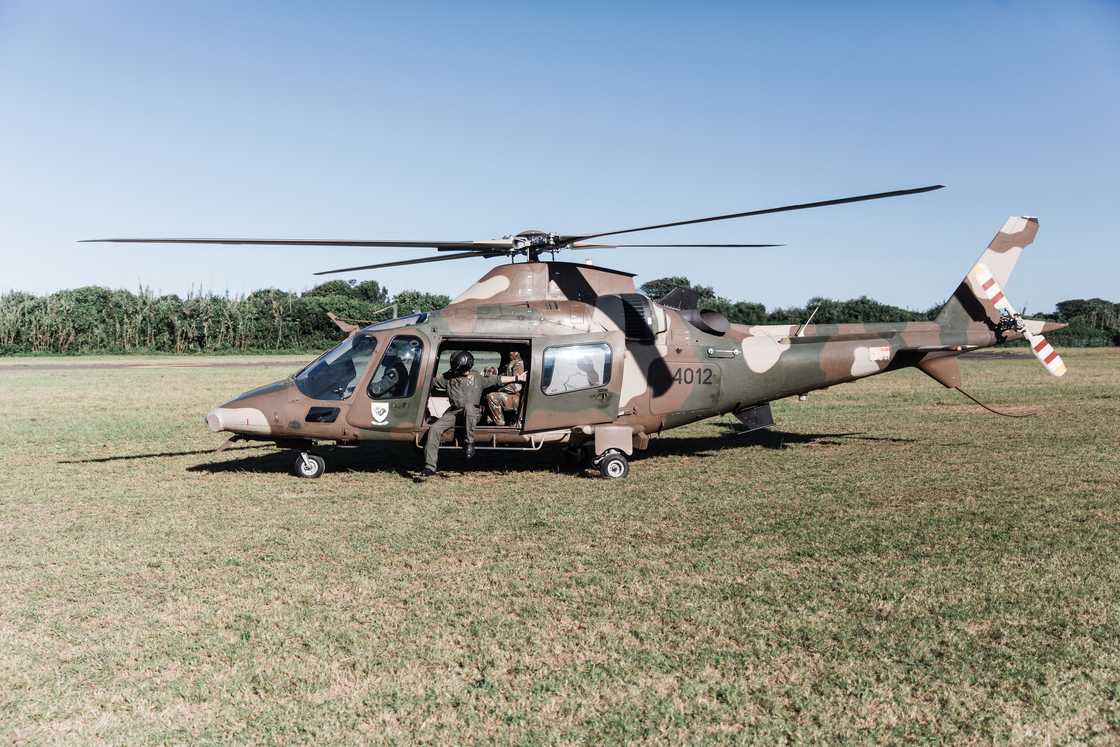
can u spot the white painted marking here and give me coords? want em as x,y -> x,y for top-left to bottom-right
452,275 -> 511,303
850,347 -> 880,377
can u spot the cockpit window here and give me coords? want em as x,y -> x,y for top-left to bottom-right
368,336 -> 423,400
294,335 -> 378,401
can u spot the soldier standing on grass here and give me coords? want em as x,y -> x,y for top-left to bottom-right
422,351 -> 526,477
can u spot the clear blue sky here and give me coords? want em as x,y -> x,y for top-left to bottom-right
1,1 -> 1116,313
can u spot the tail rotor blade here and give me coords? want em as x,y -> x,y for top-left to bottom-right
970,263 -> 1067,377
1026,332 -> 1067,377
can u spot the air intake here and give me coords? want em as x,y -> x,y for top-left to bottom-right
680,308 -> 730,336
597,294 -> 657,340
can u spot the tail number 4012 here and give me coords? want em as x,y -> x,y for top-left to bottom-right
671,366 -> 714,385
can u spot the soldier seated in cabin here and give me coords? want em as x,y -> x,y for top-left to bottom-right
485,350 -> 525,426
479,366 -> 502,424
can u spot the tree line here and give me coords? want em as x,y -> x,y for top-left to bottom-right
0,280 -> 450,354
639,277 -> 1119,348
0,276 -> 1114,354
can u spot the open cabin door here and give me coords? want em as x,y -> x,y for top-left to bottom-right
523,331 -> 625,432
345,331 -> 433,432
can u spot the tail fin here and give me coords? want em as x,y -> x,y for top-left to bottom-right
934,216 -> 1066,377
936,216 -> 1038,329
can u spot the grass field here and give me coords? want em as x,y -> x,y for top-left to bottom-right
2,350 -> 1118,743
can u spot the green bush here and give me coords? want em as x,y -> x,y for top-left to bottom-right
0,285 -> 441,354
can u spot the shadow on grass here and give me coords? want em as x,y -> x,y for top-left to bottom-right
186,444 -> 553,481
180,428 -> 916,478
59,445 -> 266,464
649,427 -> 915,458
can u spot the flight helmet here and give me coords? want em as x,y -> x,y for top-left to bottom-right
450,350 -> 474,375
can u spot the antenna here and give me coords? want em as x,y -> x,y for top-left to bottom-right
794,303 -> 823,402
793,303 -> 822,338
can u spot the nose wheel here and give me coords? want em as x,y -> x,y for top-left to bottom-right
291,451 -> 326,479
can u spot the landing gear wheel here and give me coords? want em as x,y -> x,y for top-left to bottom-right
597,452 -> 630,480
291,451 -> 325,479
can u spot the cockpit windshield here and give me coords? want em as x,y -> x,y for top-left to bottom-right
294,334 -> 378,400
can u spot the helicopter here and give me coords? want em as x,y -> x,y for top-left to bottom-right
87,185 -> 1067,479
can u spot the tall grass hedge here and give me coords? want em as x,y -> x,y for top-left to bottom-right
0,283 -> 450,354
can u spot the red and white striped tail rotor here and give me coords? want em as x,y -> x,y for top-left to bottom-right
1026,332 -> 1067,377
969,262 -> 1067,378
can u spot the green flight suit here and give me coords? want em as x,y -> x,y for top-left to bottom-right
423,370 -> 500,470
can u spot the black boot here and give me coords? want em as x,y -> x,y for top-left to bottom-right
422,466 -> 438,477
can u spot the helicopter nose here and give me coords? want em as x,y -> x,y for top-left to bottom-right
205,406 -> 271,435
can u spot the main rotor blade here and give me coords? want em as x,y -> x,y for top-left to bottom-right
569,242 -> 784,249
564,184 -> 943,243
82,237 -> 515,250
314,250 -> 496,275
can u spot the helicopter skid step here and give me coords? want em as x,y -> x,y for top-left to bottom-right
413,430 -> 571,452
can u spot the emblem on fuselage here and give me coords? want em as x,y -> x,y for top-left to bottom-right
371,402 -> 390,425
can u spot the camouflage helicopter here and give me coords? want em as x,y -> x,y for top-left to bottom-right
89,185 -> 1067,479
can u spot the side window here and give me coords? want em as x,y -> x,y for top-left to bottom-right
541,343 -> 612,395
368,336 -> 424,400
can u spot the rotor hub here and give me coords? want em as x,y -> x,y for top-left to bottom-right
510,230 -> 562,261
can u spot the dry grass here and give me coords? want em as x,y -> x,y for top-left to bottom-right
1,349 -> 1118,743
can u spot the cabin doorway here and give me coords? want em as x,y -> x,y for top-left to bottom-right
426,339 -> 531,430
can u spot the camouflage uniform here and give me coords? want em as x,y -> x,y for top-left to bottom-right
486,355 -> 525,425
423,370 -> 500,470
